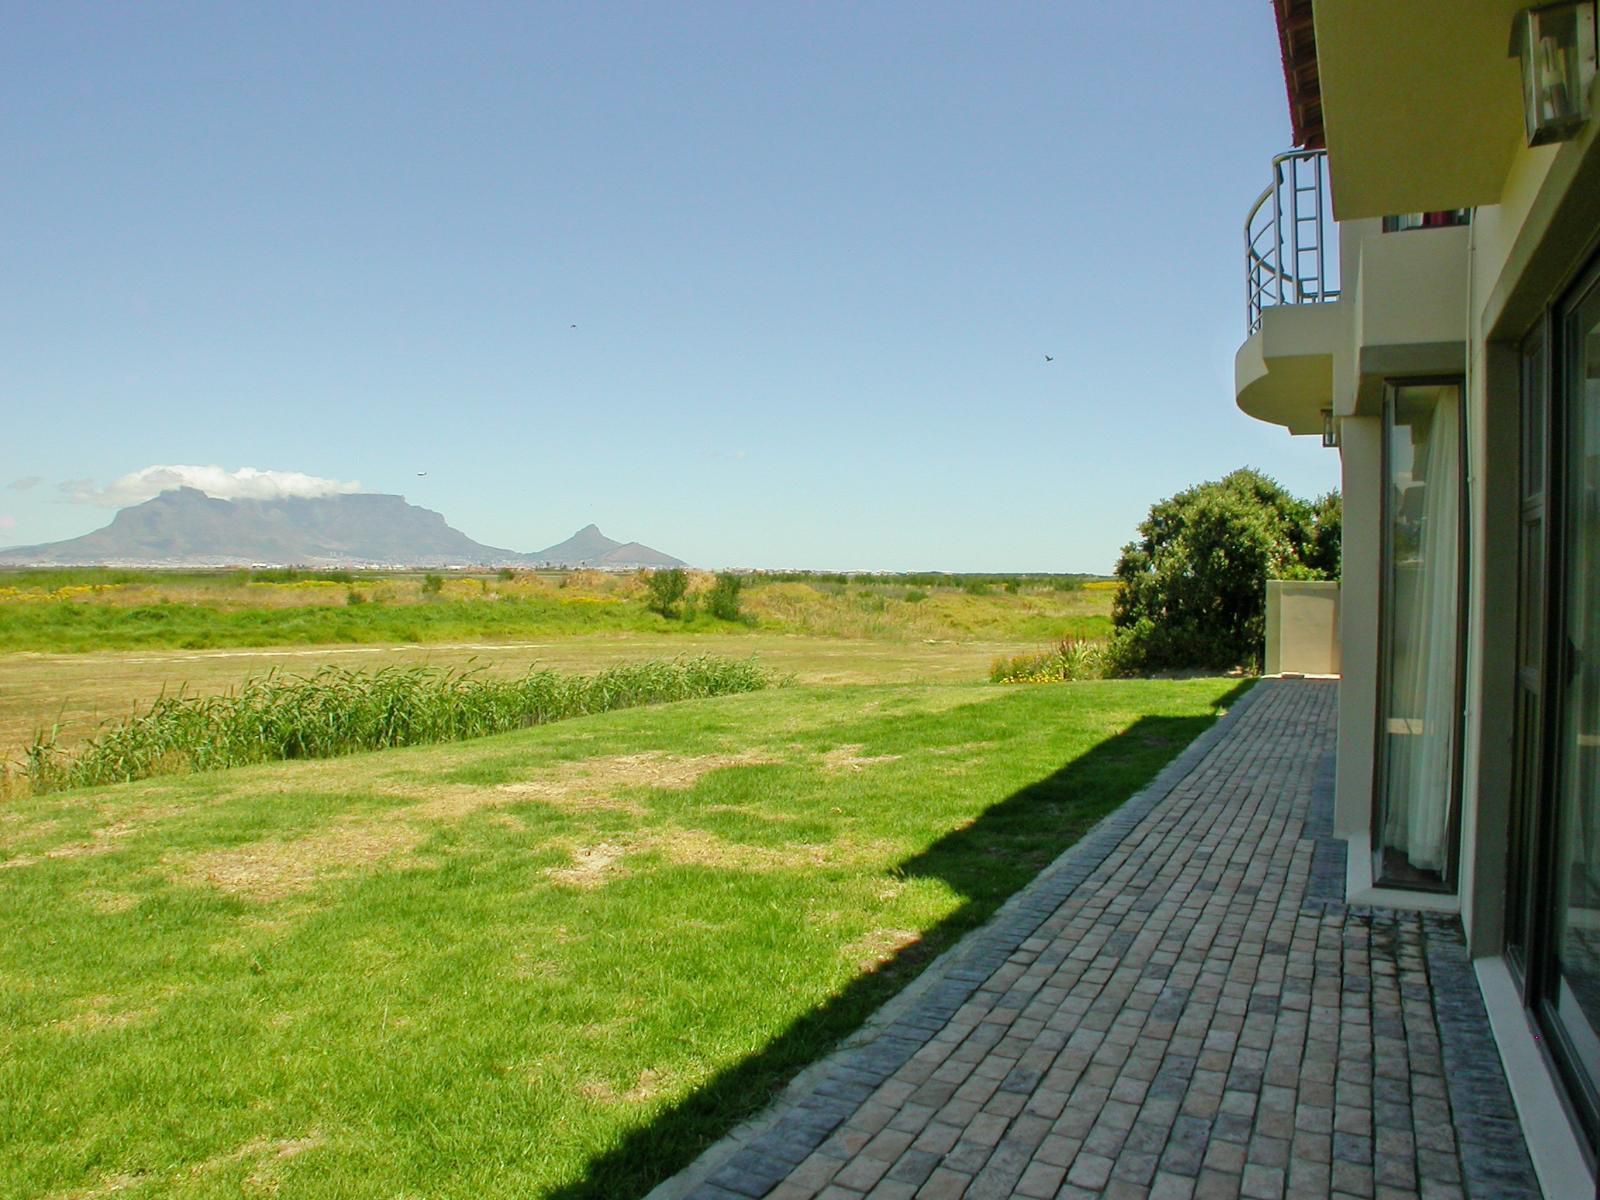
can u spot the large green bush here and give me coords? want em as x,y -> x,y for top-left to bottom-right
708,572 -> 744,621
644,568 -> 688,618
1111,469 -> 1339,673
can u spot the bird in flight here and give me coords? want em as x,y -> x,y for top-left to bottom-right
417,471 -> 427,477
1044,355 -> 1054,362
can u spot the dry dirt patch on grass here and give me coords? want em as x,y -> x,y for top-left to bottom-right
578,1068 -> 665,1106
44,1172 -> 144,1200
846,927 -> 924,972
179,1133 -> 326,1195
821,744 -> 902,772
179,822 -> 425,902
43,1132 -> 326,1199
656,828 -> 832,872
176,750 -> 784,899
481,749 -> 779,816
1,813 -> 172,871
544,829 -> 814,889
545,825 -> 902,889
49,994 -> 155,1036
546,841 -> 629,889
81,888 -> 140,914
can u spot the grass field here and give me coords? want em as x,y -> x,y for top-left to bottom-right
0,634 -> 1040,763
0,676 -> 1245,1199
0,573 -> 1116,768
0,569 -> 1114,653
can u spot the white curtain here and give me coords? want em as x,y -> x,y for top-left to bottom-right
1384,393 -> 1460,871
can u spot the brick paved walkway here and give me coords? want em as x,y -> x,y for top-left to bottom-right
657,680 -> 1541,1200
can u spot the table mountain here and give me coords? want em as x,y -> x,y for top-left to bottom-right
0,489 -> 684,569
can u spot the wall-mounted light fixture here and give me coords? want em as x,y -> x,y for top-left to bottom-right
1510,2 -> 1597,145
1322,409 -> 1340,448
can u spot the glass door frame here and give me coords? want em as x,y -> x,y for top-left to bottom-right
1371,377 -> 1470,893
1510,249 -> 1600,1160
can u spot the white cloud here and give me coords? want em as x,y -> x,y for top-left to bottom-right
7,476 -> 42,491
65,465 -> 365,507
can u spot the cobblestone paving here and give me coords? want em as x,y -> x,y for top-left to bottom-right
661,680 -> 1542,1200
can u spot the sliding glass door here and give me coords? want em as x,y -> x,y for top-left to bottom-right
1546,261 -> 1600,1125
1375,382 -> 1465,889
1509,253 -> 1600,1155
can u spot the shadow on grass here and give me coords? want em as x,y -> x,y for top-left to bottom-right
550,681 -> 1252,1199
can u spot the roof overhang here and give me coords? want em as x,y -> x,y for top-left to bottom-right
1275,0 -> 1325,148
1311,1 -> 1528,219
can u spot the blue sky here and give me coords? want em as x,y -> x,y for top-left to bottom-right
1,2 -> 1336,573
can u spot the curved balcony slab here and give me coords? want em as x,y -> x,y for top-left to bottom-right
1235,300 -> 1342,435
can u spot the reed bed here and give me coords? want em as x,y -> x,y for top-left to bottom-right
990,637 -> 1114,684
24,656 -> 776,793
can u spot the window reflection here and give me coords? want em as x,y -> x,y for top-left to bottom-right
1552,306 -> 1600,1093
1378,383 -> 1463,887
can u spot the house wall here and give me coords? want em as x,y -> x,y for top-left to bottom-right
1327,91 -> 1600,1196
1452,112 -> 1600,959
1238,17 -> 1600,1188
1460,342 -> 1522,956
1335,418 -> 1382,843
1309,119 -> 1600,926
1264,580 -> 1341,676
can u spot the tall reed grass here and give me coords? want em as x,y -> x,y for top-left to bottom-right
989,638 -> 1114,684
25,657 -> 776,793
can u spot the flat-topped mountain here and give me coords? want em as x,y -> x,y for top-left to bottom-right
0,489 -> 684,569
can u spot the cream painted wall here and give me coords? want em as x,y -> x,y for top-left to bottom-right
1265,580 -> 1341,676
1236,21 -> 1600,1188
1459,344 -> 1523,956
1335,418 -> 1382,841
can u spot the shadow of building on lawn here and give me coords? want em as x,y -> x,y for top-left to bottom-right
548,682 -> 1251,1200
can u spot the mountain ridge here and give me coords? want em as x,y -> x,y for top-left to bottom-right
0,489 -> 686,569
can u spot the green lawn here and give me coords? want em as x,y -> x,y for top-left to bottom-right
0,677 -> 1245,1199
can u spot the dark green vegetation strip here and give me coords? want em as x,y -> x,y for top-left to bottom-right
0,594 -> 691,653
27,657 -> 775,793
0,678 -> 1243,1199
0,569 -> 1114,654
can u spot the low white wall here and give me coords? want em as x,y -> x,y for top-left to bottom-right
1265,579 -> 1341,677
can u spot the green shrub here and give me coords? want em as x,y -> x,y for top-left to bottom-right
421,573 -> 444,596
346,590 -> 366,606
251,568 -> 355,584
989,638 -> 1111,684
708,572 -> 743,621
645,568 -> 688,618
903,589 -> 929,604
1112,469 -> 1339,673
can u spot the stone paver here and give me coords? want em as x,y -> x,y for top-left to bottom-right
655,681 -> 1542,1200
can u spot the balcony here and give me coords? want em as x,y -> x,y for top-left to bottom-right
1236,150 -> 1343,435
1246,150 -> 1340,334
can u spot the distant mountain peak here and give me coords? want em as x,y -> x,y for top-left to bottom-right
529,525 -> 684,569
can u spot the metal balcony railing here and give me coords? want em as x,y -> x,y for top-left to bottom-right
1246,149 -> 1340,335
